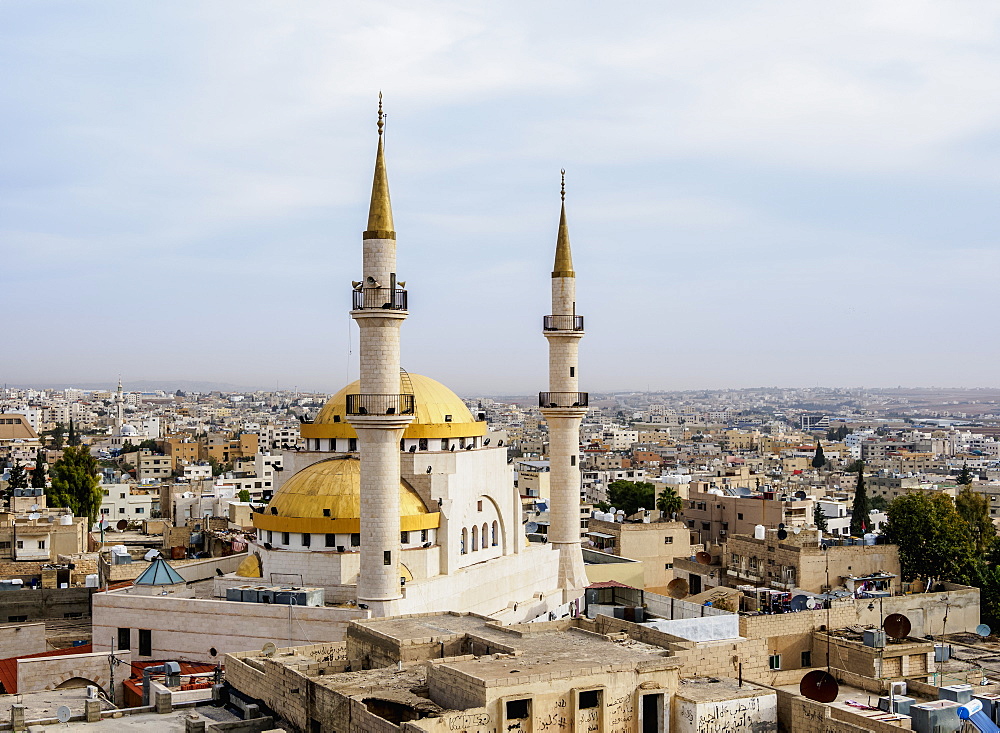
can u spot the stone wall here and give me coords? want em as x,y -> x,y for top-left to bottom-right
16,649 -> 131,696
0,621 -> 46,658
0,587 -> 94,622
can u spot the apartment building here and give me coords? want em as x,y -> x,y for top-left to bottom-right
682,487 -> 813,546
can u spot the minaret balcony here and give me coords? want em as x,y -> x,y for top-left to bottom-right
538,392 -> 589,408
346,393 -> 415,416
352,288 -> 407,311
543,315 -> 584,331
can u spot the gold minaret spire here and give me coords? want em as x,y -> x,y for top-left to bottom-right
365,92 -> 395,240
552,168 -> 574,277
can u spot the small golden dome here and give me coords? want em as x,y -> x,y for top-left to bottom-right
252,456 -> 439,534
302,372 -> 485,441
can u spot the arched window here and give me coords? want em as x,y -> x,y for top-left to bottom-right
482,523 -> 488,548
492,521 -> 499,546
472,525 -> 479,552
461,528 -> 467,555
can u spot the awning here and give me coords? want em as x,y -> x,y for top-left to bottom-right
587,532 -> 615,539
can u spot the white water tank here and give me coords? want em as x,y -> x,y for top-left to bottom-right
85,574 -> 99,588
754,524 -> 766,540
60,514 -> 73,526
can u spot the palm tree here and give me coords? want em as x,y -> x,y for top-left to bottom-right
656,487 -> 683,520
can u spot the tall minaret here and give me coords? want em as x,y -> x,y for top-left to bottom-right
347,95 -> 414,616
540,171 -> 589,601
114,378 -> 124,435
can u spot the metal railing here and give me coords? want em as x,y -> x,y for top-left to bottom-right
345,393 -> 415,416
352,288 -> 407,311
543,315 -> 584,331
538,392 -> 589,408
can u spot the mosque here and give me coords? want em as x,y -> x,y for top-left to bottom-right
233,99 -> 590,621
93,100 -> 591,660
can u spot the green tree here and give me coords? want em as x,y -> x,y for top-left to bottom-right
957,463 -> 974,486
138,439 -> 158,453
118,440 -> 136,455
956,486 -> 996,556
31,450 -> 46,489
850,463 -> 870,536
970,562 -> 1000,631
237,489 -> 251,503
845,459 -> 864,473
813,504 -> 828,533
49,423 -> 66,451
884,492 -> 975,583
868,495 -> 888,511
811,443 -> 826,469
7,464 -> 28,490
68,418 -> 80,446
656,487 -> 683,520
47,446 -> 102,525
606,480 -> 656,517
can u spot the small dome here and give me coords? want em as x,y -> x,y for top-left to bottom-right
302,372 -> 485,442
252,456 -> 439,535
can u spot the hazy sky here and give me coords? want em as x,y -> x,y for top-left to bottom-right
4,2 -> 1000,395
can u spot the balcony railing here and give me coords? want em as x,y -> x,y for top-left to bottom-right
543,315 -> 584,331
538,392 -> 589,408
352,288 -> 407,311
345,393 -> 415,416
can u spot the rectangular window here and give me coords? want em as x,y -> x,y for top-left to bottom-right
578,689 -> 601,709
664,563 -> 673,569
477,500 -> 483,511
400,531 -> 409,544
37,541 -> 45,549
664,536 -> 673,544
16,541 -> 23,549
8,615 -> 27,623
139,629 -> 152,657
348,438 -> 357,452
441,439 -> 449,450
769,654 -> 781,670
421,529 -> 428,542
282,532 -> 290,545
119,508 -> 125,514
302,533 -> 310,547
383,550 -> 392,566
737,513 -> 744,520
569,367 -> 575,377
323,508 -> 331,517
117,628 -> 131,650
506,699 -> 530,720
570,455 -> 576,466
351,533 -> 360,546
325,534 -> 336,547
801,651 -> 811,667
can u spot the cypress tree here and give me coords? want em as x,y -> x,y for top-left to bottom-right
850,462 -> 870,536
957,463 -> 973,486
31,450 -> 46,489
811,443 -> 826,469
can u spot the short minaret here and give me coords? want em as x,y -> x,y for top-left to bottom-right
346,96 -> 414,616
540,171 -> 589,601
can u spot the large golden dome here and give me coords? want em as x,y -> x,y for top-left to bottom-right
301,372 -> 485,441
252,457 -> 439,534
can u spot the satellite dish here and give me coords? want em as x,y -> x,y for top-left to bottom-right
666,578 -> 689,599
261,642 -> 277,658
977,624 -> 992,638
800,670 -> 839,703
793,527 -> 801,534
116,519 -> 129,531
776,529 -> 788,541
28,513 -> 39,521
805,597 -> 818,610
31,503 -> 39,511
525,522 -> 539,534
795,491 -> 807,499
56,705 -> 72,723
790,595 -> 809,611
144,549 -> 160,561
883,613 -> 912,640
696,551 -> 712,565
